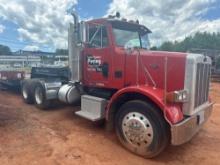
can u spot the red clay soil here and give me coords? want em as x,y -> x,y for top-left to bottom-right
0,83 -> 219,165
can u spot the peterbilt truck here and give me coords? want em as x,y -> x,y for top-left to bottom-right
21,12 -> 213,158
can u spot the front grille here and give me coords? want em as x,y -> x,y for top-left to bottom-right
194,63 -> 211,108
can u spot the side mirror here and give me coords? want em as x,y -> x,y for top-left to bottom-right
124,42 -> 135,55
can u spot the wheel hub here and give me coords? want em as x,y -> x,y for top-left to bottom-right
122,112 -> 153,148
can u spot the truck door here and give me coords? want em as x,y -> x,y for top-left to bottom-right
83,23 -> 112,87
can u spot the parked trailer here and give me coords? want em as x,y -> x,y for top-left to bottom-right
0,67 -> 69,90
20,11 -> 213,158
0,70 -> 25,90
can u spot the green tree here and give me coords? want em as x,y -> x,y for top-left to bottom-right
158,32 -> 220,52
159,41 -> 174,51
150,46 -> 158,50
0,44 -> 12,55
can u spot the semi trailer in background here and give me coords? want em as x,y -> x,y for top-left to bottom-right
0,69 -> 26,90
19,12 -> 213,158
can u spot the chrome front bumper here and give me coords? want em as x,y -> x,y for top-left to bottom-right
171,102 -> 213,145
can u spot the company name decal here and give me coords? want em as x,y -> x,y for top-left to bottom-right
87,56 -> 102,72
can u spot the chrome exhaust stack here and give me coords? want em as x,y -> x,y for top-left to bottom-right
59,12 -> 86,104
68,11 -> 82,82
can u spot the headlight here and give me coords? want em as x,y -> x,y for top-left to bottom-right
166,90 -> 188,103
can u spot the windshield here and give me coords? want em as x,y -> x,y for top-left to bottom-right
113,27 -> 150,49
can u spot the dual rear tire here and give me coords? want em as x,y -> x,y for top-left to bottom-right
34,84 -> 51,110
21,81 -> 35,104
21,81 -> 50,110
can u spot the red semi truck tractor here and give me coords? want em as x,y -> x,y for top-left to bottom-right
21,12 -> 213,158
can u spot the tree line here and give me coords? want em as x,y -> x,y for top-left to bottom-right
151,32 -> 220,52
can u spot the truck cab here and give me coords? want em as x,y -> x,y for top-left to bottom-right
21,13 -> 213,158
82,19 -> 151,89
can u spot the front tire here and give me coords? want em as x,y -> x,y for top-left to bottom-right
115,100 -> 170,158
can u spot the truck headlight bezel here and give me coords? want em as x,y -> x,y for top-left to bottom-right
166,90 -> 188,103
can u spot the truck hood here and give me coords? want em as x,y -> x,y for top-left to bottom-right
122,49 -> 188,91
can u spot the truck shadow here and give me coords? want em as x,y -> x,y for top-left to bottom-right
69,111 -> 196,162
45,101 -> 81,112
153,145 -> 189,162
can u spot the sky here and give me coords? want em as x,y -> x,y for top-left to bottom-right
0,0 -> 220,52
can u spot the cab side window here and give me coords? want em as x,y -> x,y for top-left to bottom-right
88,25 -> 109,48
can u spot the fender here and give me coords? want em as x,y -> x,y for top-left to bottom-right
106,85 -> 184,124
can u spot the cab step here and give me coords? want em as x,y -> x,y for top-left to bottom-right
75,95 -> 107,121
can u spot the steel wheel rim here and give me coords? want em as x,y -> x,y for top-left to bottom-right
35,87 -> 43,105
122,112 -> 154,148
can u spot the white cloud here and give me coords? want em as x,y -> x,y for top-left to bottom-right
0,24 -> 5,33
107,0 -> 220,46
0,0 -> 219,49
23,45 -> 39,51
0,0 -> 77,49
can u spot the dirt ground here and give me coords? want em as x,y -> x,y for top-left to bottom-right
0,83 -> 219,165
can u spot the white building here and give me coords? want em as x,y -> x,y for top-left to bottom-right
0,55 -> 41,68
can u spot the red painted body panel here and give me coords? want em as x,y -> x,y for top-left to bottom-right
82,20 -> 187,91
124,50 -> 186,92
81,19 -> 187,124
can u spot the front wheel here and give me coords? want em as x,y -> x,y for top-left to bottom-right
115,100 -> 170,158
